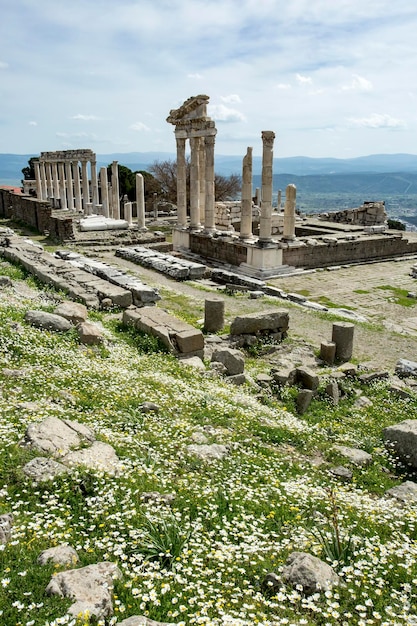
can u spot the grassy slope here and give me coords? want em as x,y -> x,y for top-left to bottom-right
0,259 -> 416,626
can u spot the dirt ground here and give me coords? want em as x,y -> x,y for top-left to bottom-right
101,251 -> 417,372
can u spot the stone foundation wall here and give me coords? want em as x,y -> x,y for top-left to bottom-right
190,232 -> 248,266
318,201 -> 387,226
0,189 -> 75,241
282,235 -> 417,269
215,201 -> 259,229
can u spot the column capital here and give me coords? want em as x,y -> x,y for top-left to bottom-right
261,130 -> 275,148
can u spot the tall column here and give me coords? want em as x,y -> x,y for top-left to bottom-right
283,183 -> 296,240
39,161 -> 48,200
124,201 -> 133,226
73,161 -> 82,213
199,137 -> 206,225
189,136 -> 201,229
100,167 -> 109,218
81,161 -> 90,210
175,134 -> 187,228
34,161 -> 42,200
65,161 -> 74,210
52,162 -> 60,203
239,147 -> 253,239
111,161 -> 120,219
136,173 -> 147,230
203,134 -> 216,232
90,160 -> 99,210
45,162 -> 53,200
259,130 -> 275,244
58,162 -> 67,209
277,189 -> 282,209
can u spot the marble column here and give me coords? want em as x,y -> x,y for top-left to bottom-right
239,147 -> 253,239
65,161 -> 74,210
45,162 -> 53,200
73,162 -> 82,213
136,173 -> 147,230
52,162 -> 60,205
81,161 -> 90,210
111,161 -> 120,219
283,183 -> 296,240
259,130 -> 275,243
199,137 -> 206,225
58,162 -> 67,210
203,134 -> 216,232
189,136 -> 201,229
100,167 -> 109,218
34,161 -> 42,200
175,135 -> 187,228
124,201 -> 133,226
90,160 -> 99,210
39,161 -> 48,200
277,189 -> 282,209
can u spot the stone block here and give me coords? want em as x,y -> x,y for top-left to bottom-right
175,329 -> 204,354
230,310 -> 289,335
296,366 -> 319,390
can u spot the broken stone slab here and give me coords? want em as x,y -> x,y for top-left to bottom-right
186,443 -> 228,461
24,310 -> 72,333
118,616 -> 179,626
296,389 -> 314,415
226,373 -> 247,385
383,420 -> 417,468
211,347 -> 245,375
54,301 -> 88,324
395,359 -> 417,378
178,355 -> 206,370
295,366 -> 319,391
45,562 -> 122,619
0,513 -> 13,544
337,362 -> 357,377
175,329 -> 205,354
333,445 -> 372,466
38,545 -> 79,566
76,321 -> 103,345
282,552 -> 339,595
325,381 -> 340,405
23,457 -> 70,482
23,416 -> 95,457
385,480 -> 417,504
329,466 -> 353,483
358,371 -> 390,384
353,395 -> 373,409
230,310 -> 289,335
61,441 -> 121,474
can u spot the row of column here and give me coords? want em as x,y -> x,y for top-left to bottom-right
34,158 -> 99,212
175,130 -> 217,232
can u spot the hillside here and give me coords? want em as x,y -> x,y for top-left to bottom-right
1,241 -> 417,625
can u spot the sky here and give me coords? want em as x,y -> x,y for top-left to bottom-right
1,0 -> 417,159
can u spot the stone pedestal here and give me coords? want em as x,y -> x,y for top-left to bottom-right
332,322 -> 354,362
240,243 -> 283,278
320,341 -> 336,364
203,298 -> 225,333
172,227 -> 191,251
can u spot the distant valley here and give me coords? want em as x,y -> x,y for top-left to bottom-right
1,151 -> 417,223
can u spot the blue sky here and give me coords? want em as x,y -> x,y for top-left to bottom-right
1,0 -> 416,158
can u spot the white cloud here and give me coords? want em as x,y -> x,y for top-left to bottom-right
0,61 -> 8,69
347,113 -> 406,129
275,83 -> 291,90
208,104 -> 246,123
296,73 -> 312,85
187,73 -> 203,79
56,131 -> 93,138
130,122 -> 151,132
71,114 -> 101,121
28,121 -> 37,126
220,94 -> 242,104
342,74 -> 373,92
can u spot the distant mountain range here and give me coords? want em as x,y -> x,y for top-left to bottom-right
2,151 -> 417,183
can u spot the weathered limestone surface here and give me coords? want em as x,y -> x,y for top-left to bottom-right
230,310 -> 289,335
23,457 -> 70,482
0,513 -> 13,544
45,562 -> 122,619
76,321 -> 104,345
23,416 -> 95,457
333,445 -> 372,466
123,306 -> 204,357
61,441 -> 121,473
211,347 -> 245,375
118,617 -> 178,626
386,480 -> 417,504
383,420 -> 417,468
282,552 -> 339,595
25,310 -> 72,333
54,301 -> 88,324
38,545 -> 79,566
186,443 -> 228,461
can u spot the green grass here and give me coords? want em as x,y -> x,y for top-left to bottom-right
376,284 -> 417,307
1,258 -> 417,625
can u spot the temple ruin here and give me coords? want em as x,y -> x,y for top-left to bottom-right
1,93 -> 417,272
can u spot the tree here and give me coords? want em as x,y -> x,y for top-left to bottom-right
387,218 -> 406,231
149,158 -> 241,204
21,157 -> 37,181
106,164 -> 162,202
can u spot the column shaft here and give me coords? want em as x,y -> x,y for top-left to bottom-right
90,160 -> 99,209
73,162 -> 82,212
283,183 -> 296,240
39,162 -> 48,200
259,130 -> 275,243
111,161 -> 120,219
34,161 -> 42,200
136,173 -> 146,230
175,136 -> 187,227
81,161 -> 90,209
239,147 -> 253,239
204,134 -> 216,232
65,161 -> 74,210
189,136 -> 201,229
58,162 -> 67,209
100,167 -> 109,218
